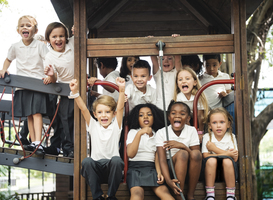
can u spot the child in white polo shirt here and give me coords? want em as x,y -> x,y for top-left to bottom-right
199,54 -> 232,109
125,60 -> 156,112
69,77 -> 125,200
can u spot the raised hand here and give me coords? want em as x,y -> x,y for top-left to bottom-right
69,79 -> 79,94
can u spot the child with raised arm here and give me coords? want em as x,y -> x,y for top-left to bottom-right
69,77 -> 125,200
44,22 -> 74,157
0,15 -> 49,155
202,107 -> 238,200
119,56 -> 139,86
199,54 -> 232,109
156,101 -> 202,200
125,59 -> 156,112
173,67 -> 209,140
126,103 -> 174,200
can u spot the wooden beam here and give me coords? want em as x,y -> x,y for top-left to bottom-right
87,34 -> 234,57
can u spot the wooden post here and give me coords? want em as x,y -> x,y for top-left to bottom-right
231,0 -> 253,199
74,0 -> 88,199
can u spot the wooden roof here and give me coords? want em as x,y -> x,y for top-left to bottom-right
50,0 -> 262,38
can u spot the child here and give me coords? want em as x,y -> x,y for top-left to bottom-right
199,54 -> 231,109
173,67 -> 209,139
69,77 -> 125,200
119,56 -> 139,86
44,22 -> 74,157
202,107 -> 238,200
156,101 -> 202,200
126,103 -> 174,200
125,60 -> 156,112
181,54 -> 203,77
87,57 -> 119,102
0,15 -> 49,155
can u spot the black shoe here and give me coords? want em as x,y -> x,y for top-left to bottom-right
24,143 -> 35,151
44,146 -> 60,155
106,196 -> 118,200
35,145 -> 45,156
16,134 -> 30,145
67,151 -> 74,158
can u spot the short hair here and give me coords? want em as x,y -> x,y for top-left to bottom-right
181,55 -> 203,76
45,22 -> 69,45
203,54 -> 221,63
167,100 -> 191,117
95,57 -> 118,70
92,95 -> 117,112
132,60 -> 151,75
17,15 -> 38,30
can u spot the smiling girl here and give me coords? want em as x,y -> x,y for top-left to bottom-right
0,15 -> 49,155
156,101 -> 202,200
173,67 -> 209,140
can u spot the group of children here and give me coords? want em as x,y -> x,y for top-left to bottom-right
0,15 -> 238,200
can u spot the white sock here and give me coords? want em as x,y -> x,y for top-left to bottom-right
33,141 -> 41,145
205,186 -> 215,199
226,187 -> 235,199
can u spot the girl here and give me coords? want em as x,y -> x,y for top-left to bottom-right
181,55 -> 203,77
173,67 -> 209,140
69,77 -> 125,200
119,56 -> 139,86
202,107 -> 238,200
156,101 -> 202,200
126,103 -> 174,200
0,15 -> 49,155
44,22 -> 75,157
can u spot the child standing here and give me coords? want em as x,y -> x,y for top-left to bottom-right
126,103 -> 174,200
181,54 -> 203,77
173,67 -> 209,139
156,101 -> 202,200
199,54 -> 231,109
119,56 -> 139,86
125,60 -> 156,112
202,107 -> 238,200
0,15 -> 49,155
69,77 -> 125,200
44,22 -> 74,157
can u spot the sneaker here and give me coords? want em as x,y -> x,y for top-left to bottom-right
106,196 -> 118,200
35,145 -> 45,156
44,146 -> 60,155
16,134 -> 30,145
24,143 -> 35,151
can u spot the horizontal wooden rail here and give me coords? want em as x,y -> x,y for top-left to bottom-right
87,34 -> 234,57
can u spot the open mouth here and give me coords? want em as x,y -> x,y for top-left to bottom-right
143,120 -> 149,125
173,120 -> 181,127
101,119 -> 108,123
55,42 -> 63,48
22,31 -> 29,37
182,85 -> 188,91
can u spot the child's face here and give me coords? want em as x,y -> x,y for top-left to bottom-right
131,68 -> 152,92
49,27 -> 67,53
138,107 -> 154,128
17,17 -> 37,41
168,104 -> 190,135
205,58 -> 222,77
177,70 -> 197,97
208,113 -> 230,139
162,56 -> 174,72
93,104 -> 116,128
126,57 -> 139,74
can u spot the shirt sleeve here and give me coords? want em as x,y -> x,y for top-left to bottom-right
38,42 -> 49,60
155,128 -> 165,147
232,134 -> 238,150
7,44 -> 16,61
201,133 -> 209,153
189,127 -> 200,147
126,129 -> 138,145
125,84 -> 133,99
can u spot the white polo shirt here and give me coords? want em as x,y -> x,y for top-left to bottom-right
176,92 -> 204,113
199,71 -> 231,109
201,132 -> 238,154
155,124 -> 199,158
154,68 -> 177,110
125,84 -> 157,112
87,117 -> 122,161
7,39 -> 48,79
44,37 -> 74,83
103,70 -> 119,102
126,128 -> 156,162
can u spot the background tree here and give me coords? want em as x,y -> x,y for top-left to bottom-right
0,0 -> 8,12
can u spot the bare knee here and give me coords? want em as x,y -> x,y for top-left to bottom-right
175,150 -> 189,162
223,158 -> 233,169
206,157 -> 217,168
190,150 -> 202,162
130,187 -> 144,200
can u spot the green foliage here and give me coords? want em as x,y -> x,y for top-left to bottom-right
256,166 -> 273,200
0,0 -> 8,12
0,187 -> 19,200
0,165 -> 8,176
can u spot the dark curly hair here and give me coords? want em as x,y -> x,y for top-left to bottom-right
119,56 -> 139,81
128,103 -> 166,132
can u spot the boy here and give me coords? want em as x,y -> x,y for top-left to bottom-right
69,77 -> 125,200
199,54 -> 232,109
88,57 -> 119,102
125,59 -> 156,112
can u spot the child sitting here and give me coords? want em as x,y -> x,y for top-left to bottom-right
199,54 -> 232,109
126,103 -> 174,200
125,59 -> 156,112
156,101 -> 202,200
202,107 -> 238,200
88,57 -> 119,102
69,77 -> 126,200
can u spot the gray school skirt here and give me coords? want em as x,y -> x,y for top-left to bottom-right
127,161 -> 160,189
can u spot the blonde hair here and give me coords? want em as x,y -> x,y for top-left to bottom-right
207,107 -> 236,148
173,67 -> 209,123
92,95 -> 117,112
17,15 -> 38,30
